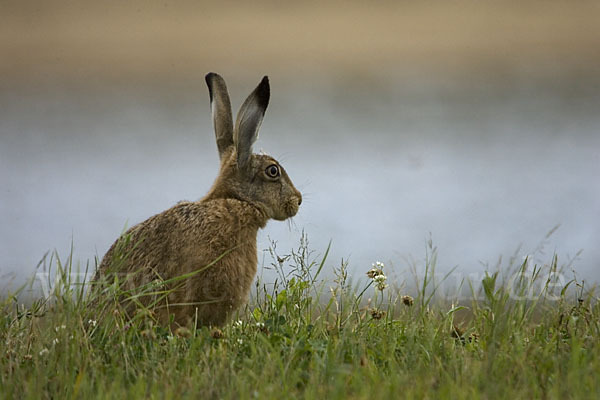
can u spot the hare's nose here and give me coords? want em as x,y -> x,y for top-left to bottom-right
297,194 -> 302,206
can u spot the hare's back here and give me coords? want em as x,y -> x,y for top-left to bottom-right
97,201 -> 206,274
97,198 -> 257,278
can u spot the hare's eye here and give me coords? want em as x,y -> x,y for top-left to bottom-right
265,164 -> 280,178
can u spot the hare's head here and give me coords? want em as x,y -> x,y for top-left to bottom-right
204,73 -> 302,221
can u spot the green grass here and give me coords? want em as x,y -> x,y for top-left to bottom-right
1,236 -> 599,399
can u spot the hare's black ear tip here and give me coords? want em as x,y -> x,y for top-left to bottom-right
257,75 -> 270,106
259,76 -> 270,92
205,72 -> 225,87
205,72 -> 221,101
205,72 -> 218,87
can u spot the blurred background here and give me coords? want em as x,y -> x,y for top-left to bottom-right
1,0 -> 599,296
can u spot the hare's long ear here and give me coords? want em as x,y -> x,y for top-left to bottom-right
205,72 -> 234,159
234,76 -> 270,169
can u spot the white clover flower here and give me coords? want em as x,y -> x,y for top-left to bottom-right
373,274 -> 388,290
39,348 -> 49,356
367,261 -> 388,290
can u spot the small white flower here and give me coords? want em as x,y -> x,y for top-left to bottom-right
88,319 -> 97,327
52,338 -> 59,345
256,322 -> 265,328
373,274 -> 388,291
234,320 -> 243,327
39,348 -> 49,356
55,325 -> 66,332
237,338 -> 243,345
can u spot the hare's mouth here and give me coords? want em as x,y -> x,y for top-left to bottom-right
286,197 -> 301,217
274,198 -> 300,221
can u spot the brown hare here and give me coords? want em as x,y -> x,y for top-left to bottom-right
94,73 -> 302,327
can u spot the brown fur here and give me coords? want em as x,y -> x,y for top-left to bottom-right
93,73 -> 301,327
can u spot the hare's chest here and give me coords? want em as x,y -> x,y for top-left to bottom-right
208,244 -> 257,309
231,243 -> 258,290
